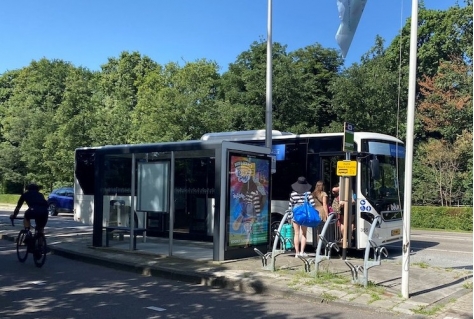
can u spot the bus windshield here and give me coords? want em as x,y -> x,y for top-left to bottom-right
360,141 -> 405,203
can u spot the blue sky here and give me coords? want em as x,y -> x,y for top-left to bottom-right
0,0 -> 461,75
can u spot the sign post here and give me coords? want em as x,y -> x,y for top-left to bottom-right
341,122 -> 355,259
343,122 -> 355,152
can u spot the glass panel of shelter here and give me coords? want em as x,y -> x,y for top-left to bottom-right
100,152 -> 215,241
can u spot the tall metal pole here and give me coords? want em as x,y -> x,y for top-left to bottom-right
265,0 -> 273,150
169,151 -> 175,256
130,153 -> 135,251
401,0 -> 418,299
341,152 -> 352,259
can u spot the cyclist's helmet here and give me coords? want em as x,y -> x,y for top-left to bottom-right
26,183 -> 40,191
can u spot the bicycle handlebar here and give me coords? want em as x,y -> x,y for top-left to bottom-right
10,216 -> 24,227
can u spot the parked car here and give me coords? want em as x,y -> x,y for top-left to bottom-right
47,187 -> 74,216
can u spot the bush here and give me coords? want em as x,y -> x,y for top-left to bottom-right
412,206 -> 473,231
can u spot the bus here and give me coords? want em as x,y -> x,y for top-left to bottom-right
74,130 -> 405,249
201,130 -> 405,249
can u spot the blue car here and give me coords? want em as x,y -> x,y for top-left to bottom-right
47,187 -> 74,216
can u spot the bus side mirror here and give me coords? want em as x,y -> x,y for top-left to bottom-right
370,158 -> 380,180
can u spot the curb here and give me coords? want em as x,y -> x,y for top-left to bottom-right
51,245 -> 263,292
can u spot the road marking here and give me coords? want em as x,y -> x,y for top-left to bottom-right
146,306 -> 166,312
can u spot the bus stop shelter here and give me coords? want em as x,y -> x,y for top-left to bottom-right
91,139 -> 272,261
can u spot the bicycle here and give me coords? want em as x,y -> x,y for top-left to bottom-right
10,217 -> 47,268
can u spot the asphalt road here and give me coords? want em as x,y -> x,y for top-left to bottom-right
3,211 -> 473,271
0,212 -> 471,318
0,242 -> 407,319
383,230 -> 473,270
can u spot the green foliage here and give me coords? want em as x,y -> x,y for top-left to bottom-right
0,3 -> 471,207
329,36 -> 403,137
385,2 -> 472,78
92,51 -> 159,145
0,194 -> 22,204
411,206 -> 473,231
0,59 -> 76,191
220,40 -> 342,134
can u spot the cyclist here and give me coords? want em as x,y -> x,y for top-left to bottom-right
10,183 -> 49,234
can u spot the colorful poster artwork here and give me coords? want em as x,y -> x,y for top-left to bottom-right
228,155 -> 270,248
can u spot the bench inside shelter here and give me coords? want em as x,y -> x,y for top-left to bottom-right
104,211 -> 146,250
104,226 -> 146,250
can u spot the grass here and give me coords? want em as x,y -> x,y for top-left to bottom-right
353,280 -> 386,298
312,270 -> 351,285
366,281 -> 385,293
413,304 -> 444,316
283,268 -> 353,292
463,281 -> 473,290
0,194 -> 21,205
412,261 -> 430,268
285,268 -> 352,287
282,269 -> 391,307
368,291 -> 382,303
287,270 -> 307,287
320,292 -> 337,302
411,227 -> 473,234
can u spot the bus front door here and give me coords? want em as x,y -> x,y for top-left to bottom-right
319,155 -> 344,246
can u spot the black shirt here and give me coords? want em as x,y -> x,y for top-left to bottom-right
14,190 -> 48,214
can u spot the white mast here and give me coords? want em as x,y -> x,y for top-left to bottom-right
402,0 -> 418,299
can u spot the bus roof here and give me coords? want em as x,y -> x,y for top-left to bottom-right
200,129 -> 293,141
201,130 -> 403,144
75,131 -> 403,153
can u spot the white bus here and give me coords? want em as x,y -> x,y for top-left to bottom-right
74,130 -> 405,249
201,130 -> 405,249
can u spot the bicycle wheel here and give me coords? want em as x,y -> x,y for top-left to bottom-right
33,233 -> 47,268
16,230 -> 29,263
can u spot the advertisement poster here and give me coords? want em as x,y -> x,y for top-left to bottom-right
228,154 -> 270,248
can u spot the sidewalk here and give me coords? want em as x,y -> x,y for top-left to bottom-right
0,216 -> 472,319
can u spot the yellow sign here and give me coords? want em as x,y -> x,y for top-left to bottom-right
337,160 -> 357,176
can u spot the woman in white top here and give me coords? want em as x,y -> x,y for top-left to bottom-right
288,176 -> 316,257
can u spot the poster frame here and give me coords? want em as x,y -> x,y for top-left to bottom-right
225,151 -> 271,251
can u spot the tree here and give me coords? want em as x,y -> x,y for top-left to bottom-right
219,41 -> 280,131
284,43 -> 342,133
0,70 -> 24,192
385,2 -> 473,79
220,40 -> 342,134
417,58 -> 472,142
415,138 -> 466,206
414,57 -> 472,206
93,51 -> 159,145
453,130 -> 473,205
0,59 -> 74,190
43,67 -> 99,186
329,37 -> 403,136
131,59 -> 224,143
